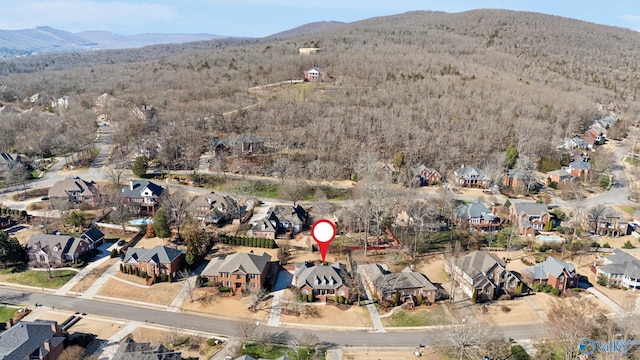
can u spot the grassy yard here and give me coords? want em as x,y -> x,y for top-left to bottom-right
0,267 -> 77,289
240,343 -> 325,360
0,307 -> 17,330
382,306 -> 452,327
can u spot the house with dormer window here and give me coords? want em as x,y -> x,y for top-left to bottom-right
122,245 -> 184,279
509,201 -> 550,236
453,165 -> 490,188
522,257 -> 578,292
201,252 -> 271,293
293,262 -> 349,301
453,202 -> 501,231
121,180 -> 164,214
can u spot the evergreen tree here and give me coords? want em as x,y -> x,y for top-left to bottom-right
132,156 -> 148,177
0,232 -> 24,268
153,207 -> 171,238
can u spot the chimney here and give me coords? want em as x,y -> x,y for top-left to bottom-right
129,180 -> 134,191
5,318 -> 13,329
44,339 -> 51,352
461,164 -> 464,168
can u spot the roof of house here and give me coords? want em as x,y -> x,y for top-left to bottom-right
546,169 -> 572,178
202,252 -> 271,277
506,168 -> 537,181
48,176 -> 98,198
571,137 -> 588,148
0,320 -> 65,359
123,246 -> 184,265
306,67 -> 324,73
522,257 -> 576,281
599,249 -> 640,279
113,337 -> 182,360
512,201 -> 548,218
454,202 -> 498,221
294,262 -> 347,290
122,180 -> 164,198
81,227 -> 105,243
569,160 -> 591,171
453,165 -> 488,180
27,234 -> 76,255
361,264 -> 436,293
251,217 -> 277,233
270,205 -> 307,225
451,251 -> 514,290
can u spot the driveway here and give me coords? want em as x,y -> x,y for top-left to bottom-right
267,268 -> 293,327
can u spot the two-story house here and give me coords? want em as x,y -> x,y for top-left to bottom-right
0,320 -> 65,360
453,165 -> 490,188
121,180 -> 164,214
293,262 -> 349,301
446,250 -> 520,302
250,205 -> 308,239
187,193 -> 240,226
509,201 -> 550,236
411,164 -> 442,187
122,245 -> 184,278
453,202 -> 501,231
588,212 -> 629,237
27,234 -> 92,265
567,160 -> 591,179
522,256 -> 578,292
594,249 -> 640,290
303,67 -> 327,82
48,176 -> 100,207
360,264 -> 437,306
201,252 -> 272,293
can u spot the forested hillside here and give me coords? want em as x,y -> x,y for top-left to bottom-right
0,9 -> 638,182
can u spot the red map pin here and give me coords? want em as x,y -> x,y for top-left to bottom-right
311,219 -> 336,263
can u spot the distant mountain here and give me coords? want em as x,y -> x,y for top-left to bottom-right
265,21 -> 347,39
0,26 -> 224,56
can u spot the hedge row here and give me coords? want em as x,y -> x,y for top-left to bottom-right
219,235 -> 277,249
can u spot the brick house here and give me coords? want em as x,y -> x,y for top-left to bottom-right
201,252 -> 271,293
187,193 -> 240,226
293,262 -> 349,301
594,249 -> 640,290
122,245 -> 184,278
48,176 -> 100,207
411,165 -> 442,186
250,205 -> 308,239
360,264 -> 437,306
121,180 -> 164,214
250,218 -> 277,240
503,169 -> 537,191
27,234 -> 91,265
521,257 -> 578,292
303,67 -> 327,82
453,201 -> 501,231
0,320 -> 65,360
446,250 -> 521,302
567,160 -> 591,179
509,201 -> 550,236
453,165 -> 490,188
545,169 -> 573,184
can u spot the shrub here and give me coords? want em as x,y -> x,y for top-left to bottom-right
219,286 -> 232,293
110,248 -> 119,258
550,288 -> 561,296
622,240 -> 635,249
543,284 -> 553,293
597,273 -> 609,287
119,264 -> 124,273
555,226 -> 565,234
602,242 -> 611,248
307,293 -> 314,302
206,338 -> 220,347
159,274 -> 168,282
500,305 -> 511,313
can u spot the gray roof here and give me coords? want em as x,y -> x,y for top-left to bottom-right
452,251 -> 506,286
361,264 -> 436,293
294,262 -> 347,291
546,169 -> 572,177
202,252 -> 271,277
507,168 -> 536,181
27,234 -> 76,256
454,202 -> 497,221
512,201 -> 548,217
113,337 -> 181,360
453,165 -> 488,181
270,205 -> 307,225
122,180 -> 164,198
48,176 -> 98,198
251,217 -> 277,233
0,320 -> 64,360
569,160 -> 591,171
81,227 -> 105,243
600,249 -> 640,279
522,257 -> 576,280
123,246 -> 184,265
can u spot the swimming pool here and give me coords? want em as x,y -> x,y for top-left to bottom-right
129,218 -> 154,226
537,235 -> 563,242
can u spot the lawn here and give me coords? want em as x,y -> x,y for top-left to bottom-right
0,307 -> 17,330
0,267 -> 77,289
240,343 -> 325,360
382,306 -> 452,327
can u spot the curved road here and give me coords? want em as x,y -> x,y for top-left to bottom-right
0,287 -> 543,347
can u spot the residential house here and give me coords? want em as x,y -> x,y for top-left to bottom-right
583,128 -> 603,148
211,137 -> 231,157
521,257 -> 578,292
80,227 -> 105,249
299,47 -> 322,55
446,250 -> 521,302
453,165 -> 490,188
360,264 -> 437,305
0,320 -> 65,360
256,205 -> 308,239
545,169 -> 573,185
0,153 -> 31,174
48,176 -> 100,207
567,160 -> 591,179
122,245 -> 185,278
588,212 -> 629,237
503,169 -> 537,191
303,67 -> 327,82
595,249 -> 640,290
411,165 -> 442,186
201,252 -> 272,293
27,234 -> 91,265
454,202 -> 501,231
249,218 -> 278,240
187,193 -> 240,226
113,337 -> 181,360
121,180 -> 164,214
228,134 -> 265,154
509,201 -> 550,237
50,96 -> 69,109
293,262 -> 349,301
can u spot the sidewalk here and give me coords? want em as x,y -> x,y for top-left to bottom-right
267,269 -> 293,327
358,268 -> 384,333
586,287 -> 625,315
80,261 -> 120,300
166,276 -> 197,312
55,252 -> 113,296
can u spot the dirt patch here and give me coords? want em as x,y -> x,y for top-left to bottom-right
213,244 -> 280,259
35,310 -> 76,324
133,236 -> 167,249
343,347 -> 445,360
473,297 -> 542,325
70,258 -> 118,292
280,303 -> 372,328
96,278 -> 182,306
128,326 -> 217,359
13,227 -> 44,246
67,316 -> 125,340
534,291 -> 612,316
180,288 -> 269,320
416,254 -> 447,284
112,271 -> 150,286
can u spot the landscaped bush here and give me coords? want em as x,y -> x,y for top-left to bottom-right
307,294 -> 314,302
159,274 -> 168,282
219,286 -> 232,293
550,288 -> 561,296
219,235 -> 277,249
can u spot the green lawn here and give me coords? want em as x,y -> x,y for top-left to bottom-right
0,268 -> 77,289
382,306 -> 452,327
240,343 -> 324,360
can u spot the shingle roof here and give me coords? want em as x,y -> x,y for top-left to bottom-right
294,262 -> 347,291
27,234 -> 75,255
48,176 -> 98,198
251,217 -> 277,233
600,249 -> 640,279
270,205 -> 307,225
512,201 -> 548,217
361,264 -> 436,293
122,180 -> 164,198
453,165 -> 488,180
522,257 -> 575,280
452,251 -> 506,287
81,227 -> 105,243
201,252 -> 271,277
454,202 -> 497,221
123,246 -> 184,265
546,169 -> 572,177
0,320 -> 64,359
569,160 -> 591,171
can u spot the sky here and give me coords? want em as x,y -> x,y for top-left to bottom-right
0,0 -> 639,37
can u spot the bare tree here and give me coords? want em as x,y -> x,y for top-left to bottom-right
545,297 -> 600,359
586,204 -> 613,235
103,165 -> 124,188
233,318 -> 261,342
444,320 -> 497,360
406,199 -> 439,257
162,190 -> 190,240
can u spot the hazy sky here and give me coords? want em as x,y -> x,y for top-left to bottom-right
0,0 -> 638,37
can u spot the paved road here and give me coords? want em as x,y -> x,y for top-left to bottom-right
584,135 -> 634,206
0,288 -> 545,347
